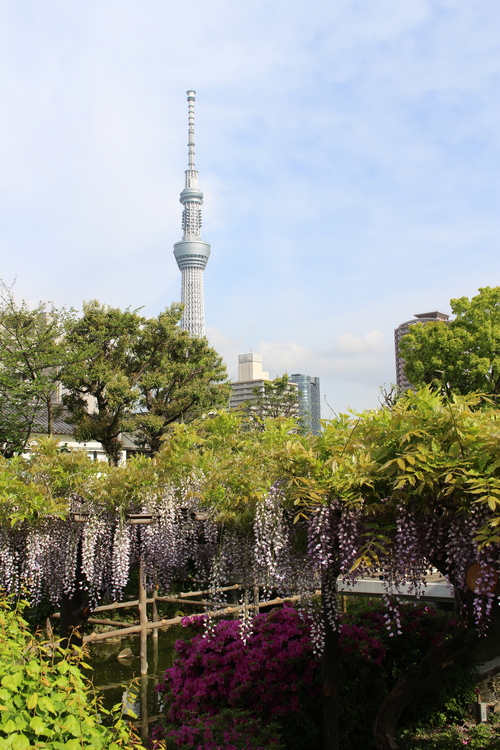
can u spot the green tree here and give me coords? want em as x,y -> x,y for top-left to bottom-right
131,309 -> 230,454
288,387 -> 500,750
0,282 -> 71,455
60,301 -> 143,465
240,374 -> 299,427
399,286 -> 500,395
61,301 -> 229,464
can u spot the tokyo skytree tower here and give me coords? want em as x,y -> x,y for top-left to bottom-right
173,90 -> 211,338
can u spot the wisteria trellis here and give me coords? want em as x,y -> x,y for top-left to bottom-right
1,477 -> 499,650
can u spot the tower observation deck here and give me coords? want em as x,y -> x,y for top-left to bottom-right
173,90 -> 211,338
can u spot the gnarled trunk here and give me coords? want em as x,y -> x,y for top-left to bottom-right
373,627 -> 481,750
59,587 -> 91,649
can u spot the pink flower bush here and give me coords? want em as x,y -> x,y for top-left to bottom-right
153,603 -> 475,750
157,607 -> 319,723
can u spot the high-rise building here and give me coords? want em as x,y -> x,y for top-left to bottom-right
394,311 -> 449,390
237,353 -> 269,382
229,353 -> 271,411
173,91 -> 210,338
229,354 -> 299,417
289,374 -> 321,435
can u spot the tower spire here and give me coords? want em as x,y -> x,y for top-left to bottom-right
173,91 -> 211,338
187,89 -> 195,171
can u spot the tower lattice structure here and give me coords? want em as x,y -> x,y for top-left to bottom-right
173,90 -> 211,338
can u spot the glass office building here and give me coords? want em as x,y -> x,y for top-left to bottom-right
289,374 -> 321,435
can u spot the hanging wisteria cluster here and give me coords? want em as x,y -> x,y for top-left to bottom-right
0,483 -> 220,606
1,474 -> 499,650
303,497 -> 500,644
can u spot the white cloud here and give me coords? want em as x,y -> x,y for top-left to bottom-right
208,327 -> 392,416
333,330 -> 388,355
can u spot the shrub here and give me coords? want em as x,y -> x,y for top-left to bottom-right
154,603 -> 479,750
398,721 -> 500,749
0,595 -> 144,750
150,708 -> 284,750
338,600 -> 478,748
155,607 -> 321,750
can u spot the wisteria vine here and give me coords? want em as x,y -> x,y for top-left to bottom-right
0,479 -> 499,649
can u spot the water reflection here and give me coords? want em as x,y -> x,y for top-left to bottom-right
87,625 -> 194,734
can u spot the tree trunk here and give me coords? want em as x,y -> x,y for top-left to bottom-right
103,435 -> 123,466
59,586 -> 91,649
373,627 -> 481,750
321,566 -> 340,750
58,540 -> 91,648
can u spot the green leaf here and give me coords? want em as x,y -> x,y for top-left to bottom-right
1,673 -> 21,692
1,718 -> 17,734
62,714 -> 81,737
11,734 -> 30,750
38,696 -> 56,714
30,716 -> 48,735
26,692 -> 38,710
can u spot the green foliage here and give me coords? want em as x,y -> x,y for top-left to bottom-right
61,301 -> 229,463
0,595 -> 145,750
338,601 -> 478,749
400,286 -> 500,396
0,409 -> 301,525
153,410 -> 305,525
0,281 -> 72,455
398,721 -> 500,749
0,439 -> 110,526
288,387 -> 500,549
129,309 -> 230,454
242,374 -> 299,426
61,300 -> 143,464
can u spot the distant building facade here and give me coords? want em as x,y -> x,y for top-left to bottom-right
394,311 -> 449,390
30,406 -> 141,464
289,374 -> 321,435
229,353 -> 299,418
237,353 -> 269,382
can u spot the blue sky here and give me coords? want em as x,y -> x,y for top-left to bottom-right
0,1 -> 499,416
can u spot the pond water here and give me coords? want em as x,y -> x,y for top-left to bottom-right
87,625 -> 194,724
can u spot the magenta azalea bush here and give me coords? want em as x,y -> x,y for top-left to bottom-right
150,708 -> 284,750
155,607 -> 320,750
153,604 -> 478,750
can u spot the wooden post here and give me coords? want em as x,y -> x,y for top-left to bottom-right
321,566 -> 340,750
152,586 -> 159,641
138,559 -> 148,676
140,674 -> 148,743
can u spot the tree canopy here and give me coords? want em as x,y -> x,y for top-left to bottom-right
0,282 -> 71,456
61,301 -> 230,463
399,286 -> 500,395
237,374 -> 299,428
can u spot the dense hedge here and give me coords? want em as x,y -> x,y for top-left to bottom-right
338,600 -> 477,748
